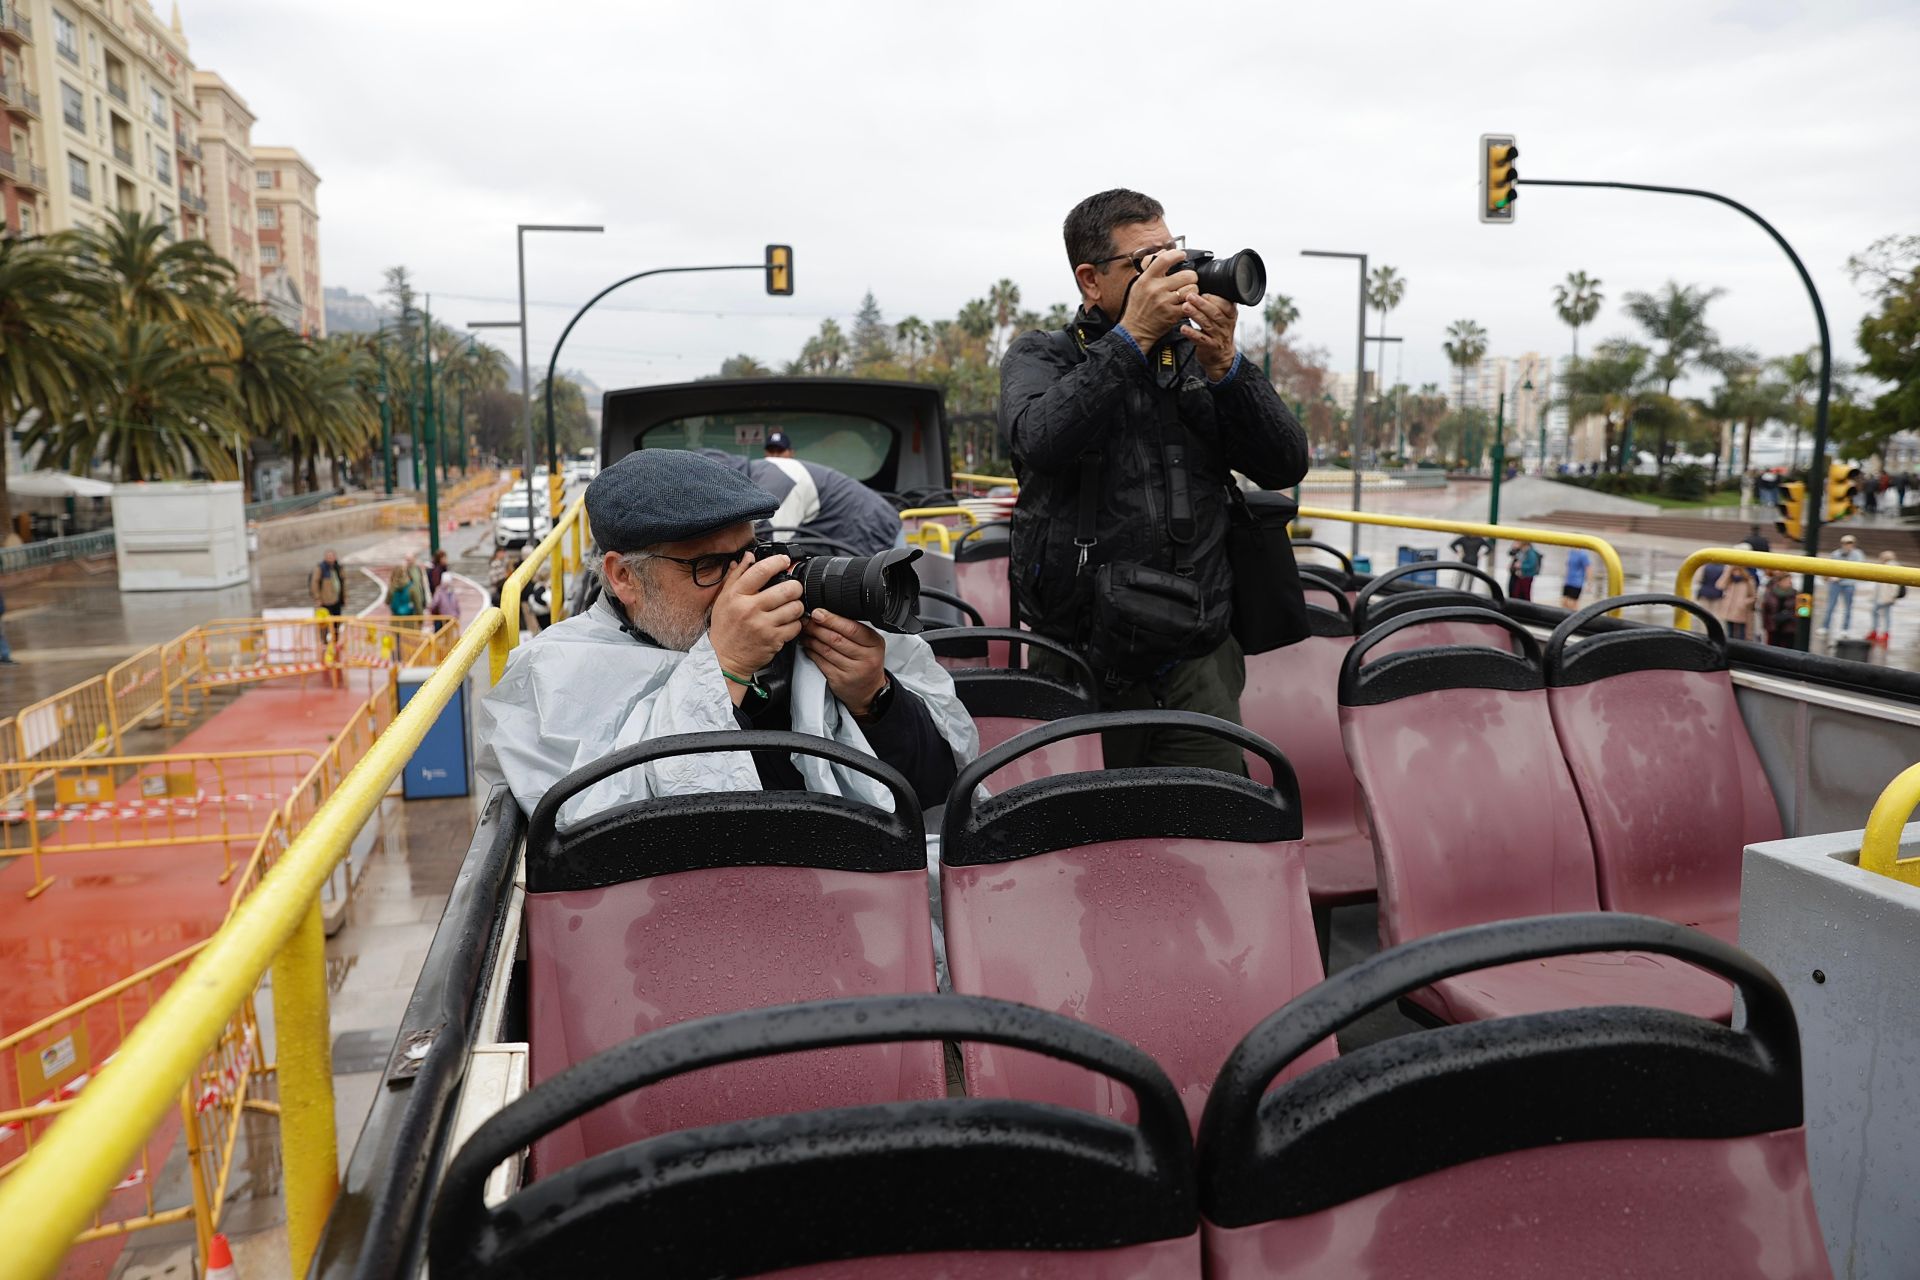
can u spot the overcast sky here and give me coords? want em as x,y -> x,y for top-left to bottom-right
182,0 -> 1917,402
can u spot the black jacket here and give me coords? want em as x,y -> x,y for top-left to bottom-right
998,311 -> 1309,662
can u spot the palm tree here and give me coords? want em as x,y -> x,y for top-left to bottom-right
226,309 -> 312,496
0,236 -> 102,531
1044,303 -> 1073,329
1367,267 -> 1405,340
1561,338 -> 1658,473
64,210 -> 238,354
957,299 -> 994,345
1702,356 -> 1791,480
1552,271 -> 1603,460
894,316 -> 930,373
812,319 -> 848,374
988,278 -> 1021,362
1442,319 -> 1489,415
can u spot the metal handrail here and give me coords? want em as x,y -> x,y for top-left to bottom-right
1860,763 -> 1920,889
243,488 -> 344,521
1671,547 -> 1920,629
0,530 -> 115,575
0,610 -> 504,1278
1298,506 -> 1627,597
490,494 -> 586,682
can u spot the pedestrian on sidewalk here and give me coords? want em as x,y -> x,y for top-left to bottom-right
1450,533 -> 1490,588
1507,540 -> 1541,602
310,549 -> 346,622
428,548 -> 450,595
1822,534 -> 1867,635
1870,550 -> 1903,647
0,586 -> 15,665
1762,570 -> 1800,647
430,572 -> 463,624
1708,564 -> 1757,641
1899,472 -> 1912,510
1742,525 -> 1771,554
1561,547 -> 1592,610
387,563 -> 419,620
487,547 -> 514,607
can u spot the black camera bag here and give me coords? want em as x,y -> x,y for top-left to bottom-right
1223,484 -> 1312,655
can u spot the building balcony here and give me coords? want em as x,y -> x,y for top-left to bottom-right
174,129 -> 201,161
107,80 -> 128,106
13,85 -> 40,119
0,4 -> 31,42
71,180 -> 91,201
22,162 -> 46,191
179,184 -> 206,213
56,41 -> 77,65
0,147 -> 16,179
112,142 -> 133,167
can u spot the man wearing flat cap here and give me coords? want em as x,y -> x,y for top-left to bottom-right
477,449 -> 975,828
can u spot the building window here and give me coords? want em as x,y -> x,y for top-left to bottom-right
155,142 -> 170,185
261,244 -> 278,265
255,170 -> 273,189
19,205 -> 34,236
149,86 -> 165,125
61,82 -> 84,131
67,153 -> 90,200
54,12 -> 80,63
256,205 -> 276,229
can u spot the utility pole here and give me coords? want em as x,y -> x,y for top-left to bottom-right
423,294 -> 440,558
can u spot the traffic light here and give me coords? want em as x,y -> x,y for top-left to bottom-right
1479,134 -> 1519,224
765,244 -> 793,296
1776,481 -> 1805,543
1795,593 -> 1813,619
1827,462 -> 1859,523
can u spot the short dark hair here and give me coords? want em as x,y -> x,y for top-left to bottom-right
1063,189 -> 1164,271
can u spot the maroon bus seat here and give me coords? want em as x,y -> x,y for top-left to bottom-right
1242,577 -> 1373,908
1545,596 -> 1784,943
923,628 -> 1102,786
431,996 -> 1204,1280
941,712 -> 1331,1132
951,522 -> 1014,666
1292,539 -> 1358,601
1351,560 -> 1510,658
520,733 -> 943,1175
1197,914 -> 1831,1279
1339,608 -> 1733,1025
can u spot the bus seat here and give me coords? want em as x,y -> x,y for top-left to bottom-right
1351,561 -> 1510,658
519,733 -> 942,1175
952,522 -> 1013,665
941,712 -> 1331,1132
430,996 -> 1203,1280
923,628 -> 1101,786
1292,539 -> 1358,599
1339,609 -> 1733,1025
1242,576 -> 1373,908
1544,596 -> 1783,943
1197,914 -> 1831,1280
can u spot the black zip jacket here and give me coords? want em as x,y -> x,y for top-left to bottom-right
997,310 -> 1309,660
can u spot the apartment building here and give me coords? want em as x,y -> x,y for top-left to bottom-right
4,0 -> 204,240
253,145 -> 321,336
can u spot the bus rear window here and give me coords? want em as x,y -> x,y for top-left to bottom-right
641,411 -> 892,482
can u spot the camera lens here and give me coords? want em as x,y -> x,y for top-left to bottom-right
793,547 -> 924,633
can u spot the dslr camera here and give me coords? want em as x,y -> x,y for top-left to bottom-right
1142,247 -> 1268,307
753,542 -> 924,633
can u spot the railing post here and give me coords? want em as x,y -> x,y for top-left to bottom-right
179,1087 -> 217,1267
269,897 -> 338,1276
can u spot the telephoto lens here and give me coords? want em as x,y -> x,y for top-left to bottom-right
755,543 -> 925,633
1185,249 -> 1267,306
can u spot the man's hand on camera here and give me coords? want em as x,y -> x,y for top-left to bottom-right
1117,248 -> 1200,349
801,609 -> 888,717
1182,291 -> 1239,381
709,551 -> 805,704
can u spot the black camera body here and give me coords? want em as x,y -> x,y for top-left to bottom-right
753,541 -> 924,634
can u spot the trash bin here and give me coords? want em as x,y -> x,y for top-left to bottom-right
1396,546 -> 1440,587
396,666 -> 472,799
1351,555 -> 1372,576
1833,637 -> 1872,664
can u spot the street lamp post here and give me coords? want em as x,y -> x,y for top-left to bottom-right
542,260 -> 773,514
1301,250 -> 1369,557
517,223 -> 605,528
421,295 -> 441,557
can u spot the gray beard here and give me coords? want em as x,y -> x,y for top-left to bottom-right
629,593 -> 709,652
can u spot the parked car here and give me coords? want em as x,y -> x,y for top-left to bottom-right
493,494 -> 553,549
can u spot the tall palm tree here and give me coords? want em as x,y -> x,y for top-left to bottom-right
988,278 -> 1021,362
1367,267 -> 1405,340
956,299 -> 994,346
226,309 -> 312,497
813,319 -> 848,374
1703,356 -> 1792,479
1560,338 -> 1657,473
894,316 -> 930,373
1552,271 -> 1603,462
1622,281 -> 1730,474
0,236 -> 102,531
1442,319 -> 1489,415
64,210 -> 238,354
27,320 -> 242,482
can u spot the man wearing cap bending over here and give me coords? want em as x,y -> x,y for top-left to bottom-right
695,439 -> 905,555
477,449 -> 975,828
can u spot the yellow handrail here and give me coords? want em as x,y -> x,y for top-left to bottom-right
897,505 -> 981,525
1860,762 -> 1920,888
1672,547 -> 1920,628
953,471 -> 1018,489
0,610 -> 504,1280
1296,506 -> 1627,597
908,522 -> 954,554
492,495 -> 588,683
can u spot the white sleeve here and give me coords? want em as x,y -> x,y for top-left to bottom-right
767,457 -> 821,533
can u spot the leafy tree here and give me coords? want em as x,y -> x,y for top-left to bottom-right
851,291 -> 891,370
1044,303 -> 1073,329
0,235 -> 101,531
988,278 -> 1020,362
1622,281 -> 1738,473
535,375 -> 594,454
718,354 -> 771,378
1442,319 -> 1488,415
957,299 -> 994,344
1702,355 -> 1791,476
893,317 -> 929,373
1831,237 -> 1920,464
1560,338 -> 1658,472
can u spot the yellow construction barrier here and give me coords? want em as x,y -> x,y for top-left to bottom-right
0,612 -> 499,1280
492,495 -> 588,683
1672,547 -> 1920,629
1860,762 -> 1920,889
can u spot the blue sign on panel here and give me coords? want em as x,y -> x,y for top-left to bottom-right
396,667 -> 471,799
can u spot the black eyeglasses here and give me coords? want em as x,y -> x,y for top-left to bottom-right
1088,235 -> 1185,273
638,543 -> 756,587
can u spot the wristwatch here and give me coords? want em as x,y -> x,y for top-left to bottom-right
856,675 -> 894,723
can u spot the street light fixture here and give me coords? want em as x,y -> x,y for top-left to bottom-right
1301,250 -> 1370,556
517,223 -> 604,526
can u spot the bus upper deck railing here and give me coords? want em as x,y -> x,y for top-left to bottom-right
491,494 -> 586,683
1860,762 -> 1920,889
1672,546 -> 1920,629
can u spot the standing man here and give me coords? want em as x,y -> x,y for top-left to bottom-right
1561,546 -> 1593,610
310,549 -> 347,636
1449,532 -> 1491,588
764,431 -> 796,459
998,189 -> 1308,770
1822,534 -> 1868,636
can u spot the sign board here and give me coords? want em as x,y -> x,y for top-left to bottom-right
16,1023 -> 89,1103
733,423 -> 766,448
54,776 -> 108,806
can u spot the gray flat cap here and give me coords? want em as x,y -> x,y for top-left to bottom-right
585,449 -> 777,552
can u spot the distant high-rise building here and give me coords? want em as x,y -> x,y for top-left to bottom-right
253,145 -> 321,336
1482,353 -> 1555,464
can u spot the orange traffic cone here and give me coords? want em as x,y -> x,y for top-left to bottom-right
205,1232 -> 239,1280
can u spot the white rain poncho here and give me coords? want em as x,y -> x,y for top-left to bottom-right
476,596 -> 978,829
